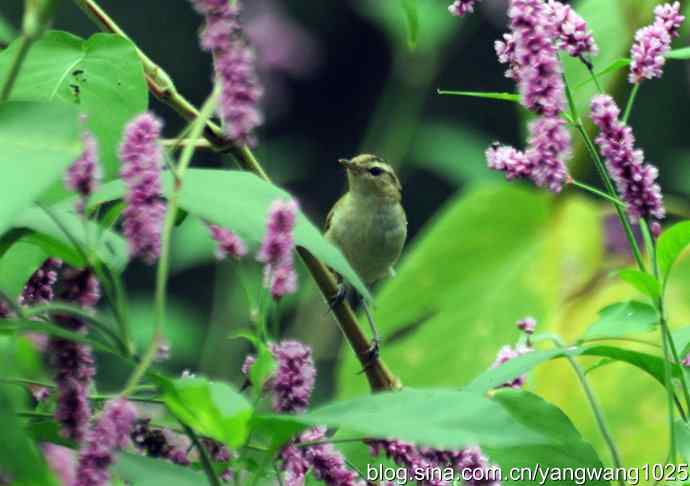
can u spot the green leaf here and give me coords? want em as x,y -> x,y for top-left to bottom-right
90,169 -> 371,299
112,452 -> 207,486
617,268 -> 660,300
159,376 -> 252,449
0,241 -> 48,299
486,390 -> 607,485
582,345 -> 681,387
0,31 -> 148,182
437,90 -> 521,103
0,318 -> 116,355
249,342 -> 277,400
464,348 -> 582,393
10,206 -> 129,273
583,300 -> 659,340
666,46 -> 690,60
574,58 -> 631,89
400,0 -> 419,48
0,354 -> 58,486
675,419 -> 690,463
0,101 -> 80,236
673,326 -> 690,357
657,221 -> 690,284
267,389 -> 550,450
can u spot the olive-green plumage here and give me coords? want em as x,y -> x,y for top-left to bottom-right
325,154 -> 407,285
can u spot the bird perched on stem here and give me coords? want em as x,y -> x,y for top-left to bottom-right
324,154 -> 407,360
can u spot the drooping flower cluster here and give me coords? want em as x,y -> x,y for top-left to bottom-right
487,0 -> 576,193
269,339 -> 316,414
50,268 -> 100,442
243,340 -> 363,484
448,0 -> 481,17
73,398 -> 137,486
131,418 -> 191,466
590,95 -> 665,221
208,223 -> 247,259
18,258 -> 62,306
491,344 -> 533,389
367,440 -> 501,486
547,0 -> 598,58
629,2 -> 684,84
191,0 -> 263,145
65,130 -> 102,214
257,199 -> 299,300
119,112 -> 166,264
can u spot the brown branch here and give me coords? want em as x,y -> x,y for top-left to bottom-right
71,0 -> 400,392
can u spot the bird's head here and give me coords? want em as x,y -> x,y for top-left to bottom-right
338,154 -> 402,201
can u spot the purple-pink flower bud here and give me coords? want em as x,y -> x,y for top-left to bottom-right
65,131 -> 102,214
270,340 -> 316,413
208,223 -> 247,259
516,316 -> 536,334
590,95 -> 665,221
548,1 -> 598,58
258,198 -> 299,300
491,344 -> 532,388
119,112 -> 166,264
629,2 -> 684,84
448,0 -> 481,17
73,398 -> 137,486
191,0 -> 263,145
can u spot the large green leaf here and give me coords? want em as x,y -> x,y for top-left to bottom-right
336,185 -> 603,396
0,31 -> 148,181
261,389 -> 550,451
159,376 -> 253,449
8,206 -> 128,273
399,0 -> 419,48
0,241 -> 48,299
657,221 -> 690,285
486,390 -> 607,485
0,343 -> 58,486
0,101 -> 80,236
89,169 -> 371,298
112,453 -> 208,486
583,300 -> 659,340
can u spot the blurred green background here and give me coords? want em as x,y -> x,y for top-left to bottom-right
2,0 -> 690,470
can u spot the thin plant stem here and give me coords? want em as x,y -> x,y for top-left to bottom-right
121,88 -> 219,396
182,424 -> 223,486
71,0 -> 400,392
567,354 -> 624,477
0,378 -> 55,388
661,318 -> 678,461
570,179 -> 626,207
562,77 -> 646,272
23,302 -> 128,355
585,61 -> 603,93
548,336 -> 623,477
0,35 -> 32,101
622,83 -> 640,124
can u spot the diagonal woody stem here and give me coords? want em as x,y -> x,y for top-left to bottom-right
71,0 -> 399,392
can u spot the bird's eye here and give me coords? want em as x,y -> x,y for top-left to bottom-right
368,167 -> 383,176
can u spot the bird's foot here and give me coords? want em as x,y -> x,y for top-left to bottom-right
357,338 -> 381,374
327,284 -> 347,311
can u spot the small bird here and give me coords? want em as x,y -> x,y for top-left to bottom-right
324,154 -> 407,356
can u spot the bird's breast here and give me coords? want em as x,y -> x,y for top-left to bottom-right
327,197 -> 407,285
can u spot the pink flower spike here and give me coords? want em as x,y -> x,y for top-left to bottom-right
448,0 -> 481,17
208,223 -> 247,259
119,112 -> 166,264
491,344 -> 532,388
65,130 -> 102,213
548,0 -> 598,58
629,2 -> 684,84
590,95 -> 665,221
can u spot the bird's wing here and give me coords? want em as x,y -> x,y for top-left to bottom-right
324,194 -> 346,235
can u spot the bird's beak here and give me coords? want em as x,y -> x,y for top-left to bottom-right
338,158 -> 351,169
